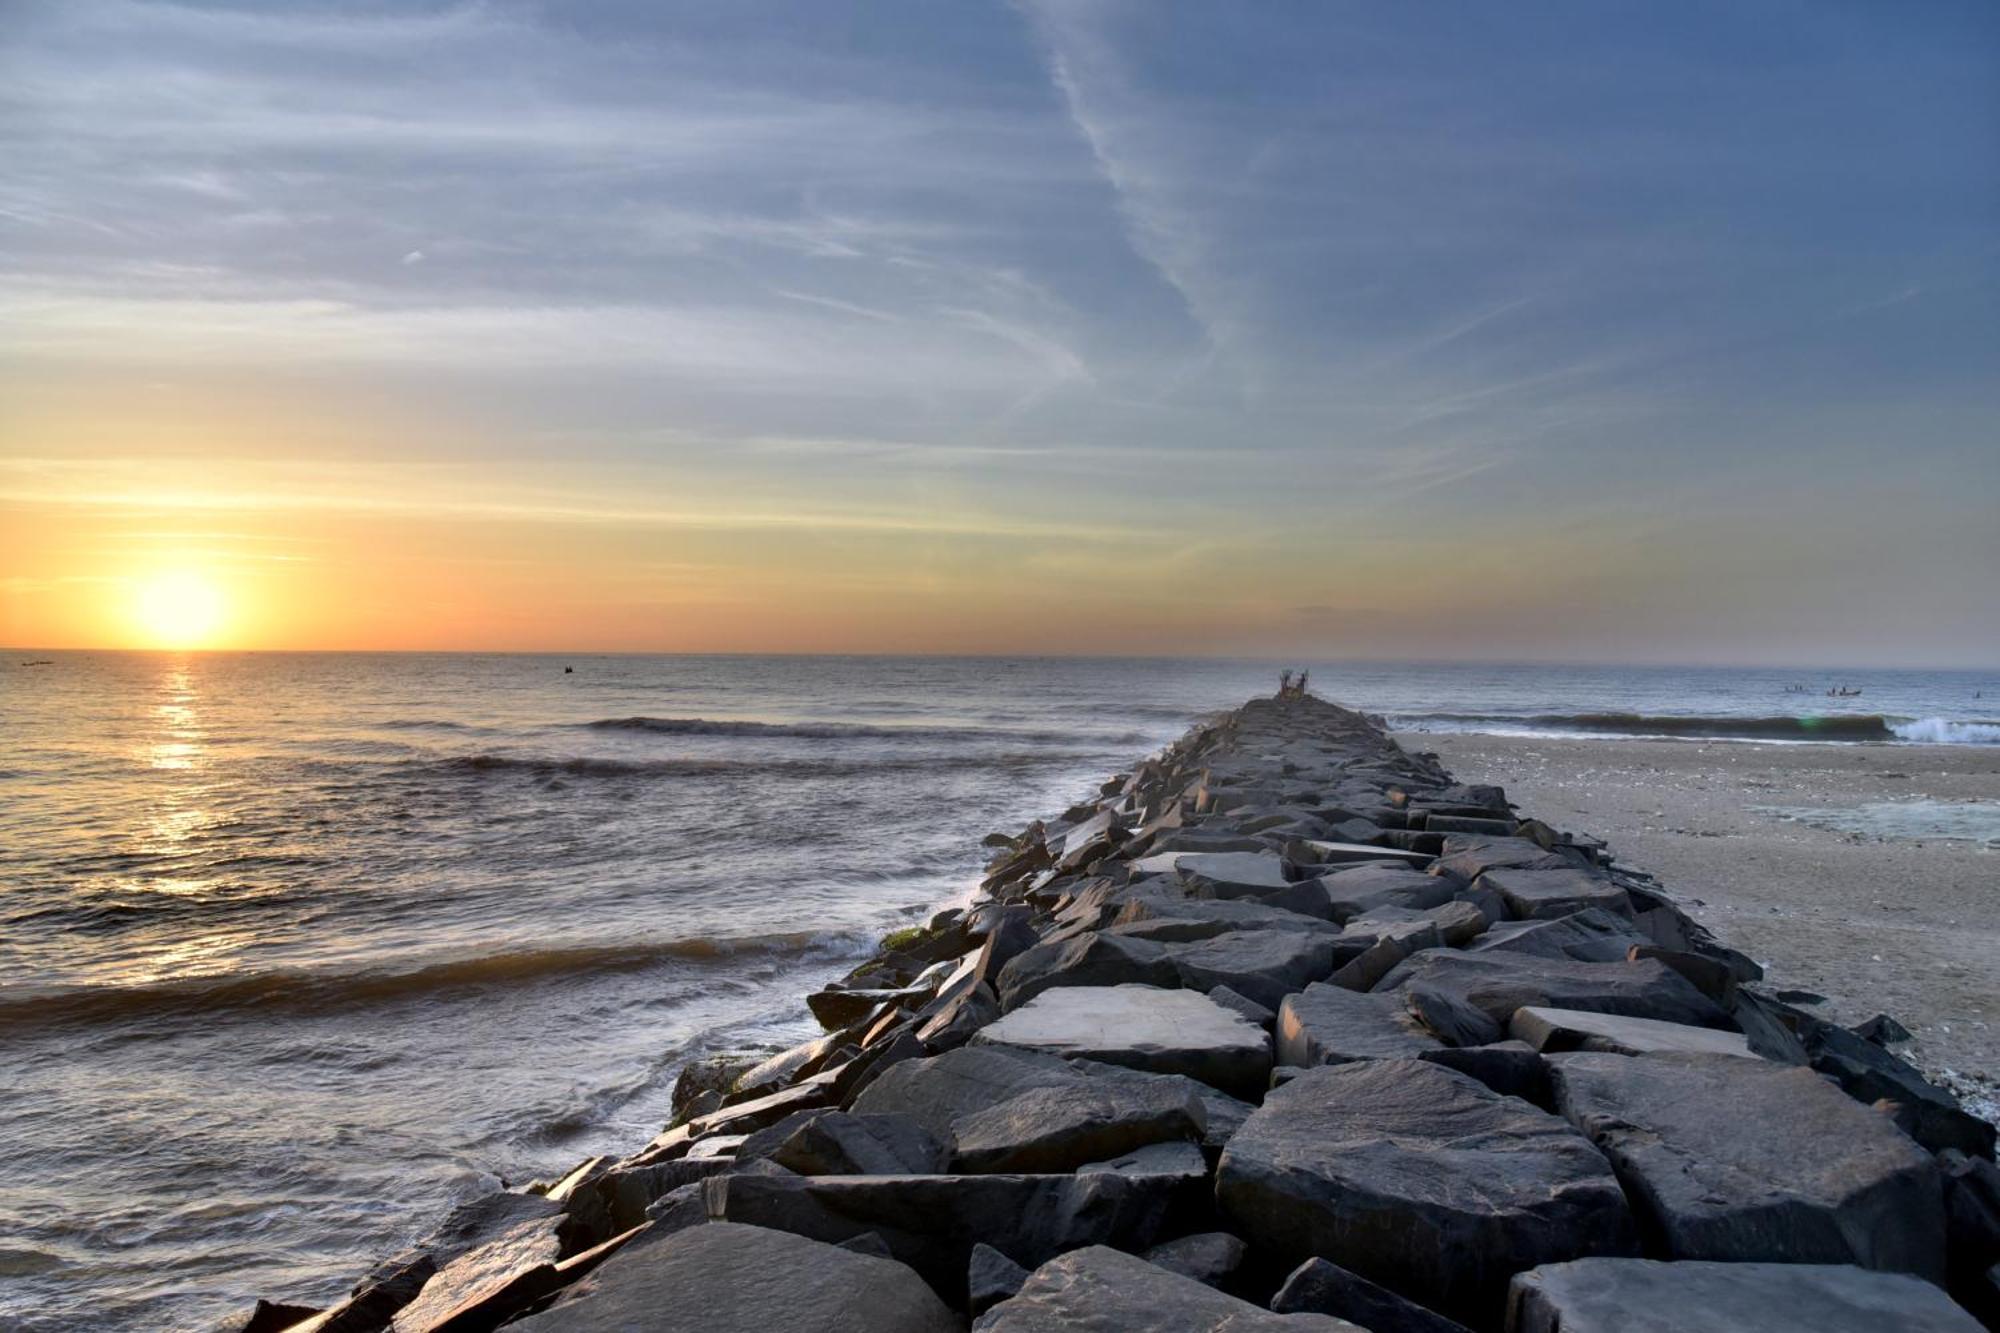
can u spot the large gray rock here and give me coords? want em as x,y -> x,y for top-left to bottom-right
737,1110 -> 948,1175
1271,1257 -> 1474,1333
1143,1231 -> 1248,1290
1549,1051 -> 1946,1279
1507,1258 -> 1984,1333
1467,909 -> 1652,963
949,1074 -> 1205,1173
1385,950 -> 1733,1047
1509,1007 -> 1758,1058
1476,867 -> 1631,921
1290,863 -> 1459,923
995,932 -> 1178,1011
1431,837 -> 1580,881
1215,1059 -> 1636,1327
1278,982 -> 1444,1066
1165,929 -> 1346,1010
706,1167 -> 1194,1302
1175,851 -> 1297,898
511,1221 -> 957,1332
974,1246 -> 1364,1331
1803,1019 -> 1997,1158
971,984 -> 1273,1097
1111,896 -> 1343,943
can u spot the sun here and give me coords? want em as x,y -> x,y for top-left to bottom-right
132,572 -> 227,648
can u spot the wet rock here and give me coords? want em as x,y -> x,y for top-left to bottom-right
1217,1059 -> 1635,1326
234,1300 -> 319,1333
737,1109 -> 948,1175
975,1245 -> 1365,1331
1549,1051 -> 1945,1278
511,1221 -> 957,1332
1143,1231 -> 1247,1291
1468,909 -> 1651,963
1475,867 -> 1631,921
1278,982 -> 1444,1066
1165,929 -> 1346,1010
1270,1257 -> 1474,1333
705,1168 -> 1191,1301
968,1242 -> 1030,1316
283,1254 -> 437,1333
995,931 -> 1178,1011
1509,1006 -> 1759,1058
1506,1258 -> 1985,1333
1386,950 -> 1733,1048
971,984 -> 1274,1096
389,1211 -> 564,1332
672,1054 -> 764,1123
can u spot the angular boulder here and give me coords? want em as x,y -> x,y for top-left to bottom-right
1549,1051 -> 1946,1279
1216,1059 -> 1636,1326
974,1246 -> 1364,1331
1277,982 -> 1444,1066
1164,929 -> 1346,1010
995,932 -> 1178,1011
1475,867 -> 1631,921
1509,1007 -> 1758,1058
1111,896 -> 1343,943
1467,909 -> 1651,963
1385,950 -> 1733,1047
971,984 -> 1273,1097
1507,1258 -> 1984,1333
1294,863 -> 1459,924
510,1221 -> 957,1332
1271,1257 -> 1474,1333
737,1110 -> 948,1176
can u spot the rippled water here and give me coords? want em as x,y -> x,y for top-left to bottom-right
1,652 -> 1992,1329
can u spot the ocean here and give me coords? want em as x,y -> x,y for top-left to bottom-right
2,652 -> 1994,1329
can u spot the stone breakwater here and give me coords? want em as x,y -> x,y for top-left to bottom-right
236,694 -> 1999,1333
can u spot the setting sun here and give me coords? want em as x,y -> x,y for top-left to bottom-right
132,572 -> 227,648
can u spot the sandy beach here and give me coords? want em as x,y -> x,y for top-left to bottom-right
1410,733 -> 2000,1121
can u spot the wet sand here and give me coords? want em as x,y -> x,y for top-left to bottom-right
1406,733 -> 2000,1122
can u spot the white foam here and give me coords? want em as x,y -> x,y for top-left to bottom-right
1890,716 -> 2000,745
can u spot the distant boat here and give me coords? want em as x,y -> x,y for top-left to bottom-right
19,659 -> 53,667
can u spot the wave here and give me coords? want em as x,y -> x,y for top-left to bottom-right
581,715 -> 1144,746
1390,711 -> 1950,743
0,931 -> 867,1030
1889,717 -> 2000,745
434,749 -> 1081,780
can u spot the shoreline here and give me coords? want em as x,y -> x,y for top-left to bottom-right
226,695 -> 1996,1332
1408,731 -> 2000,1120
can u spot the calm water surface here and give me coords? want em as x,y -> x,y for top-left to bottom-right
1,653 -> 1993,1329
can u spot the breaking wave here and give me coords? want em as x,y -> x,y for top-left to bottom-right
0,931 -> 868,1029
1391,712 -> 2000,744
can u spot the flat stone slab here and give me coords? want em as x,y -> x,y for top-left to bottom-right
513,1221 -> 957,1332
1174,851 -> 1297,897
1291,839 -> 1431,867
1511,1007 -> 1758,1058
1277,982 -> 1444,1066
1467,909 -> 1651,963
1110,896 -> 1343,943
1549,1052 -> 1946,1279
1383,950 -> 1734,1047
972,984 -> 1273,1097
1294,863 -> 1460,923
1476,867 -> 1631,921
974,1245 -> 1364,1331
1508,1258 -> 1984,1333
1216,1059 -> 1637,1326
1431,836 -> 1580,881
1164,929 -> 1346,1010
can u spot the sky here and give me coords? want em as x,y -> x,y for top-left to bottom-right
2,1 -> 1996,662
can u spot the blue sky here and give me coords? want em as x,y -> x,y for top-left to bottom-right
3,1 -> 1996,660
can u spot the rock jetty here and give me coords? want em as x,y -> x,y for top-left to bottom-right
239,692 -> 1999,1332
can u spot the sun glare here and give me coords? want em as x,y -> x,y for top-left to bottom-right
133,572 -> 227,648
